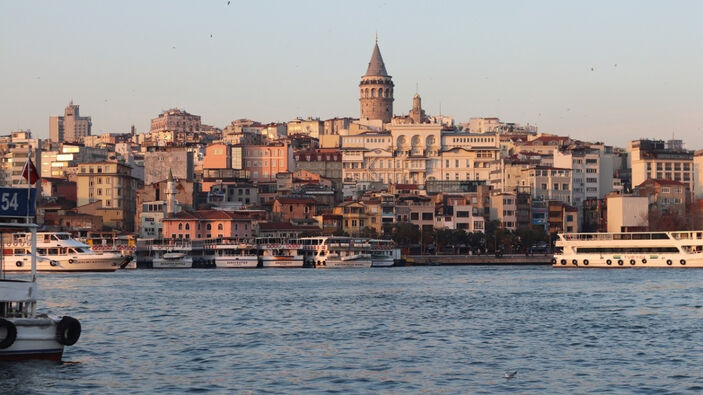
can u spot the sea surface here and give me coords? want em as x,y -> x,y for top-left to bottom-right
2,266 -> 703,394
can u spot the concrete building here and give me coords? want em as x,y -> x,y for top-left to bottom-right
40,144 -> 109,179
50,101 -> 92,143
629,139 -> 694,194
521,166 -> 572,205
287,118 -> 323,139
694,150 -> 703,200
635,178 -> 689,218
606,195 -> 649,232
76,162 -> 137,231
490,193 -> 518,231
144,149 -> 194,185
359,40 -> 394,123
150,108 -> 201,133
466,117 -> 500,133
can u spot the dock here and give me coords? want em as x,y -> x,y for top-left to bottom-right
403,254 -> 553,266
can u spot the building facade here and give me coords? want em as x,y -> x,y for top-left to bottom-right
50,101 -> 92,143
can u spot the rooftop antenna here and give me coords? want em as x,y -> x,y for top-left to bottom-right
415,81 -> 419,94
375,31 -> 378,44
439,102 -> 442,116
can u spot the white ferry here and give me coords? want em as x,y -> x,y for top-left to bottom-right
299,237 -> 374,268
369,239 -> 401,267
145,239 -> 215,269
553,231 -> 703,268
2,232 -> 126,272
256,238 -> 303,268
1,223 -> 81,362
213,239 -> 258,268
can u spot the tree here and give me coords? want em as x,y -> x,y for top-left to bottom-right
332,229 -> 349,237
451,229 -> 469,254
360,226 -> 378,238
392,222 -> 420,246
433,228 -> 453,253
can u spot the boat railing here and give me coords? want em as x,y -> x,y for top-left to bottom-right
561,232 -> 672,241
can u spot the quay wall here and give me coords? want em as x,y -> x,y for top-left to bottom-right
404,254 -> 553,266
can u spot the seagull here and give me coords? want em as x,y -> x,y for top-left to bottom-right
210,34 -> 213,38
227,0 -> 230,4
590,67 -> 594,71
505,370 -> 517,380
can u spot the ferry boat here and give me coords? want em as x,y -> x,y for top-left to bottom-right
256,238 -> 303,268
213,239 -> 258,268
82,232 -> 136,269
553,231 -> 703,268
1,223 -> 81,361
299,237 -> 374,268
2,232 -> 126,272
141,239 -> 215,269
369,239 -> 400,267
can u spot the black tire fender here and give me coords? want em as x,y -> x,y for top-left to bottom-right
642,259 -> 647,264
56,316 -> 81,346
606,259 -> 612,265
666,259 -> 673,266
0,318 -> 17,349
681,259 -> 686,266
583,259 -> 589,266
618,260 -> 624,266
630,259 -> 636,265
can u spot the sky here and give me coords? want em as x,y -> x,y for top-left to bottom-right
1,1 -> 702,148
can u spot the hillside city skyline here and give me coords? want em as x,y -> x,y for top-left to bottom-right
1,1 -> 702,148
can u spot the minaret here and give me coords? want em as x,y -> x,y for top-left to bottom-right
165,169 -> 178,216
359,38 -> 394,123
409,93 -> 427,124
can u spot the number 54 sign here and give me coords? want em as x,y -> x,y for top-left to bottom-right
0,187 -> 36,217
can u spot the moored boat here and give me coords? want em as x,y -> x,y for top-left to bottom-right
553,230 -> 703,268
257,238 -> 303,268
214,239 -> 258,268
0,223 -> 81,362
2,232 -> 126,272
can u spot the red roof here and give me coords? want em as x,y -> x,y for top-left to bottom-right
639,178 -> 687,187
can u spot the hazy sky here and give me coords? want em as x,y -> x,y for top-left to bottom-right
1,1 -> 702,148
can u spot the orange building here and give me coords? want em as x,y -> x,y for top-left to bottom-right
272,197 -> 317,223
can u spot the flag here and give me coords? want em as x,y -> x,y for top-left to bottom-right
21,158 -> 39,185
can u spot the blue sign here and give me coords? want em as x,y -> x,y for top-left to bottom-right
0,187 -> 36,217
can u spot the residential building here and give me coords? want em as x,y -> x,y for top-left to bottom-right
490,193 -> 517,231
144,149 -> 194,184
150,108 -> 201,133
76,162 -> 137,231
521,166 -> 572,205
629,139 -> 694,194
162,210 -> 254,239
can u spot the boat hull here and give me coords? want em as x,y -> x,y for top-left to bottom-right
261,256 -> 304,268
320,259 -> 373,268
152,257 -> 193,269
215,257 -> 258,268
371,256 -> 394,267
553,254 -> 703,268
0,318 -> 64,362
3,254 -> 123,273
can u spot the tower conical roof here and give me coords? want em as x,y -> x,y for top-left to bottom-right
365,42 -> 389,77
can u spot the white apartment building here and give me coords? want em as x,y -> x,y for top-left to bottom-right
520,166 -> 572,205
554,148 -> 600,209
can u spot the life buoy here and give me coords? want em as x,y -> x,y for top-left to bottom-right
618,260 -> 624,266
606,259 -> 612,265
680,259 -> 686,266
0,318 -> 17,349
630,259 -> 636,265
642,259 -> 647,264
15,261 -> 22,267
68,259 -> 75,264
572,259 -> 578,265
56,316 -> 81,346
551,258 -> 557,264
583,259 -> 589,266
50,260 -> 58,267
666,259 -> 673,266
560,259 -> 567,265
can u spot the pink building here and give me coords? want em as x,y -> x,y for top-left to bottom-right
162,210 -> 254,240
243,142 -> 291,182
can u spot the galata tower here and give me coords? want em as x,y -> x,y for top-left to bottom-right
359,39 -> 394,123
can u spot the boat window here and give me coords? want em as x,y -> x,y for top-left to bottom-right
37,248 -> 46,255
43,235 -> 50,243
48,248 -> 60,255
14,248 -> 26,255
576,247 -> 679,253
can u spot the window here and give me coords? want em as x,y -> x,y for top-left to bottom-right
411,213 -> 419,221
178,223 -> 183,230
185,223 -> 190,230
218,224 -> 223,230
206,224 -> 212,230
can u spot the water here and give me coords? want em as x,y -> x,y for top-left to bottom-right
3,266 -> 703,394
